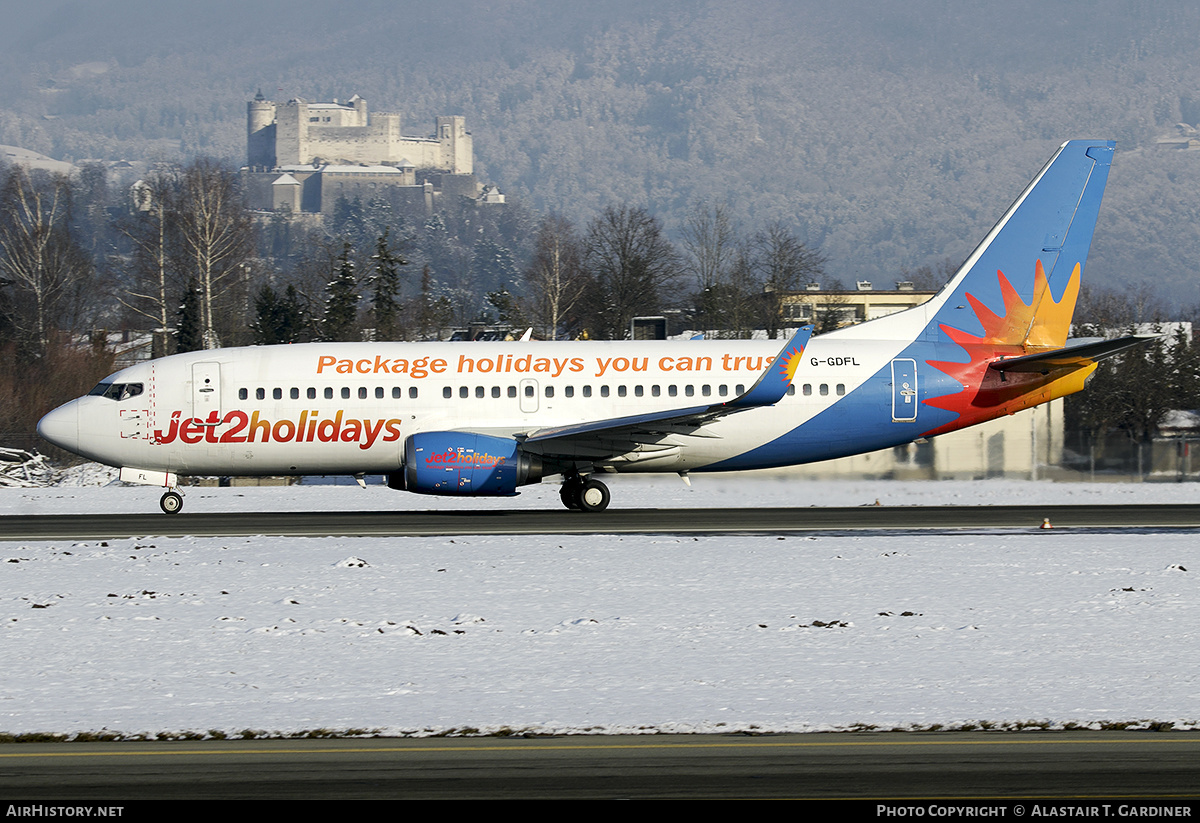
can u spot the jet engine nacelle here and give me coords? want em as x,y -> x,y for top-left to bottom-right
391,432 -> 542,496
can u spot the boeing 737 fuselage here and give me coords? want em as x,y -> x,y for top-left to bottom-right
38,140 -> 1147,513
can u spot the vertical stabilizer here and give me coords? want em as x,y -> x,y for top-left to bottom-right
922,139 -> 1114,345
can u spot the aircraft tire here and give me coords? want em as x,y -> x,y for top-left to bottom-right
160,491 -> 183,515
560,478 -> 583,510
578,478 -> 610,512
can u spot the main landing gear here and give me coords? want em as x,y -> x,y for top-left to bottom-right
559,475 -> 610,512
159,490 -> 184,514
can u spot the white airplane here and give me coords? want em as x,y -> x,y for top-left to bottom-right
39,139 -> 1148,514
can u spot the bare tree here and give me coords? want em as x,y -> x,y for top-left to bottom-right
115,170 -> 180,348
679,202 -> 737,333
754,221 -> 826,338
524,213 -> 586,339
0,166 -> 92,356
173,159 -> 254,349
583,204 -> 679,339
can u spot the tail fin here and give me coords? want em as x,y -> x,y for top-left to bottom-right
922,139 -> 1114,347
916,140 -> 1118,435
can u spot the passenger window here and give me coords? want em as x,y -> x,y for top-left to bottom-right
583,386 -> 592,398
685,385 -> 694,397
409,388 -> 418,399
820,384 -> 829,396
634,386 -> 643,397
290,388 -> 300,400
507,386 -> 517,398
617,386 -> 626,397
341,387 -> 351,400
256,388 -> 265,400
459,387 -> 469,399
719,385 -> 728,397
545,386 -> 554,398
565,386 -> 574,398
702,385 -> 711,397
358,387 -> 367,399
492,386 -> 500,398
392,387 -> 401,399
376,387 -> 385,399
669,385 -> 678,397
475,386 -> 484,398
524,385 -> 534,397
836,384 -> 846,396
443,387 -> 452,399
652,385 -> 661,397
308,388 -> 317,400
273,388 -> 282,400
787,385 -> 796,396
803,384 -> 812,396
238,388 -> 248,400
600,386 -> 610,397
324,388 -> 334,400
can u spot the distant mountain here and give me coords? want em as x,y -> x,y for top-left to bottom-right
2,0 -> 1198,305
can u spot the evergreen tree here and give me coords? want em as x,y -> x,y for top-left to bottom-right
368,228 -> 406,341
175,281 -> 203,353
416,264 -> 452,341
251,283 -> 308,345
472,236 -> 520,295
322,243 -> 360,342
331,196 -> 367,245
486,287 -> 526,332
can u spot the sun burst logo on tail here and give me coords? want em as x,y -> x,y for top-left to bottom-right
922,261 -> 1080,434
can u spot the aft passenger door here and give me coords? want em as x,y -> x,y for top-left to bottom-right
891,358 -> 918,422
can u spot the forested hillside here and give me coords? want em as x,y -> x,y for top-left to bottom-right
0,0 -> 1197,303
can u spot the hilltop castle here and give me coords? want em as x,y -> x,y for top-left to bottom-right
242,91 -> 500,217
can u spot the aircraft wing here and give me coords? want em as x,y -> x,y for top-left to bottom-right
516,326 -> 812,459
990,334 -> 1159,374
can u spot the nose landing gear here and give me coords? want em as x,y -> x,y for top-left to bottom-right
160,490 -> 184,514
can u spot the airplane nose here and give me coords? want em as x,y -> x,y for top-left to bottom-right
37,402 -> 80,453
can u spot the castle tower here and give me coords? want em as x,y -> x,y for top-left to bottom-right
273,99 -> 309,166
247,89 -> 276,168
436,116 -> 473,175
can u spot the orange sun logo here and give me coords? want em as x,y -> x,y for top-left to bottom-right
922,260 -> 1080,434
778,344 -> 805,384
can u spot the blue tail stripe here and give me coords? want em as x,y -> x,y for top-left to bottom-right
923,139 -> 1114,340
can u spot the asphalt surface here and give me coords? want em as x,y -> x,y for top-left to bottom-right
5,503 -> 1200,539
1,732 -> 1198,800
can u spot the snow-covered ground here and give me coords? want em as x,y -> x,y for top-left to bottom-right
1,471 -> 1197,738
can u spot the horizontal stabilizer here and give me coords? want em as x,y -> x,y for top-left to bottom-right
990,335 -> 1159,373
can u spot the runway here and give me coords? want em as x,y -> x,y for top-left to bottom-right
2,732 -> 1199,800
4,503 -> 1200,540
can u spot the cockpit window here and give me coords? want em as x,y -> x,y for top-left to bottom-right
87,382 -> 144,401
